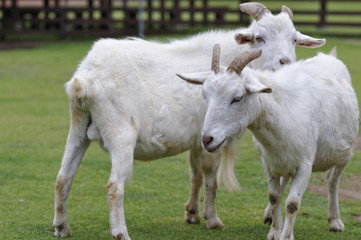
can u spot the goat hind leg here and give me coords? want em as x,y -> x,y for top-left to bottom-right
106,175 -> 131,240
53,107 -> 90,237
280,162 -> 312,240
327,163 -> 348,232
264,176 -> 289,226
104,129 -> 137,240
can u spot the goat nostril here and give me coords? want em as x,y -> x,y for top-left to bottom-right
279,57 -> 292,65
202,135 -> 213,147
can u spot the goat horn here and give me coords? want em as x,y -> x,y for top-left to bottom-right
227,49 -> 262,75
281,5 -> 293,19
239,2 -> 271,21
211,44 -> 221,74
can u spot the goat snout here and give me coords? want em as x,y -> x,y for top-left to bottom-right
279,57 -> 292,65
202,135 -> 214,148
202,135 -> 227,153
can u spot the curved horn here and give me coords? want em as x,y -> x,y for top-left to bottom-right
281,5 -> 293,19
211,44 -> 221,74
239,2 -> 271,21
227,49 -> 262,75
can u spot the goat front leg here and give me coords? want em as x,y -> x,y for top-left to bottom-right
327,163 -> 348,232
184,149 -> 203,224
53,107 -> 90,237
280,161 -> 312,240
201,151 -> 224,229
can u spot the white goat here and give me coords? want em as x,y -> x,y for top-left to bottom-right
53,3 -> 326,239
178,45 -> 359,240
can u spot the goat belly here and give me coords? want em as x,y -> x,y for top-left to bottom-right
133,132 -> 196,161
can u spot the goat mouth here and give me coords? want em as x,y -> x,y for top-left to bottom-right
206,138 -> 227,153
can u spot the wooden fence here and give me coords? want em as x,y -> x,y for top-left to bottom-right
0,0 -> 360,40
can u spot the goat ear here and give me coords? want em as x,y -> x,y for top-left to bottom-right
244,73 -> 272,94
176,72 -> 209,85
246,80 -> 272,94
235,33 -> 254,45
296,31 -> 326,48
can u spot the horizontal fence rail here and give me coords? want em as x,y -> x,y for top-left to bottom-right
1,0 -> 361,40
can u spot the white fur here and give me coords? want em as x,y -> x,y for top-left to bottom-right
182,52 -> 359,240
53,5 -> 326,239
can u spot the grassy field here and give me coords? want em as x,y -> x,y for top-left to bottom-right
0,34 -> 361,240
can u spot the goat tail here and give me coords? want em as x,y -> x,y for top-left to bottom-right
65,71 -> 94,109
217,140 -> 242,192
329,46 -> 337,57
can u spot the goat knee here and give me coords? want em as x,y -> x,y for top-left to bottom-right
286,199 -> 299,215
106,181 -> 124,203
269,193 -> 281,205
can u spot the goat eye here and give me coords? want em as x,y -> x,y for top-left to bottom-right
231,97 -> 243,104
255,36 -> 264,43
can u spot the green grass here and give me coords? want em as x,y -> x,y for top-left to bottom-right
0,36 -> 361,239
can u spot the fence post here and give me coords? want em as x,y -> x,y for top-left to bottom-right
0,0 -> 8,39
203,0 -> 207,26
44,0 -> 49,29
190,0 -> 194,27
147,0 -> 152,31
100,0 -> 112,30
319,0 -> 327,28
170,0 -> 180,27
160,0 -> 165,29
54,0 -> 61,29
87,0 -> 93,30
10,0 -> 17,31
240,0 -> 250,25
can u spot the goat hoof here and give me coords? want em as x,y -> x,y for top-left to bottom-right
264,216 -> 272,225
113,233 -> 124,240
267,229 -> 281,240
206,216 -> 225,229
329,219 -> 344,232
264,204 -> 273,225
185,210 -> 201,224
54,223 -> 72,237
113,233 -> 131,240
